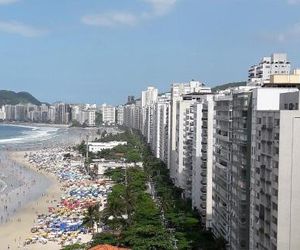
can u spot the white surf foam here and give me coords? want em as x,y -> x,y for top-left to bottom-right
0,125 -> 59,144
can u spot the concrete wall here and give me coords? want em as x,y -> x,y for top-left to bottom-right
277,111 -> 300,250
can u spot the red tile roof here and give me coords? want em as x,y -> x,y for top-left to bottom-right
89,244 -> 130,250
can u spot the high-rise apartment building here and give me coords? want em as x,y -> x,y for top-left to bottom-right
0,106 -> 6,120
14,104 -> 26,121
141,86 -> 158,143
101,104 -> 116,124
174,93 -> 213,197
248,53 -> 291,86
4,105 -> 15,121
169,81 -> 211,181
212,90 -> 234,245
152,93 -> 171,165
116,105 -> 124,125
212,87 -> 255,250
191,93 -> 214,229
249,88 -> 300,250
123,101 -> 141,130
55,103 -> 71,124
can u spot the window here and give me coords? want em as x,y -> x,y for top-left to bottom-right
272,202 -> 278,211
272,216 -> 277,225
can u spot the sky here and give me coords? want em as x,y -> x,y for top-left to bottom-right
0,0 -> 300,105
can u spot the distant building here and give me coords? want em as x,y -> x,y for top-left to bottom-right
4,105 -> 15,121
0,106 -> 5,120
88,141 -> 127,153
264,69 -> 300,88
141,86 -> 158,143
101,104 -> 116,124
127,96 -> 135,104
88,110 -> 96,127
55,103 -> 71,124
152,93 -> 171,165
14,104 -> 26,121
116,105 -> 124,125
123,102 -> 141,130
248,53 -> 291,86
169,81 -> 211,182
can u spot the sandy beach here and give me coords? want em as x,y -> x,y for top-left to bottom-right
0,151 -> 64,250
0,126 -> 103,249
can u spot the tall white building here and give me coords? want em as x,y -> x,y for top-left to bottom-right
248,53 -> 291,86
173,91 -> 213,198
152,93 -> 171,165
116,105 -> 124,125
71,105 -> 96,126
87,110 -> 96,127
0,106 -> 6,120
141,86 -> 158,107
48,106 -> 56,122
101,104 -> 116,124
191,93 -> 214,229
249,88 -> 300,250
169,80 -> 211,181
174,93 -> 200,196
212,86 -> 255,250
123,101 -> 141,130
141,86 -> 158,143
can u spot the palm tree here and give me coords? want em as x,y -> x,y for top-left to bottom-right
82,203 -> 101,235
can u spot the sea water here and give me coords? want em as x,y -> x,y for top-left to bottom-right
0,124 -> 60,225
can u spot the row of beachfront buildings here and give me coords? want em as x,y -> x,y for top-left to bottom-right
0,102 -> 116,126
115,53 -> 300,250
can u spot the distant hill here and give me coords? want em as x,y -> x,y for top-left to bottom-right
0,90 -> 42,106
211,81 -> 247,92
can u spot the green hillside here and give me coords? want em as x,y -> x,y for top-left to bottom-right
211,81 -> 247,92
0,90 -> 42,106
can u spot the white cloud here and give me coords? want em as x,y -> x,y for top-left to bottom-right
0,0 -> 19,5
278,23 -> 300,42
264,23 -> 300,43
143,0 -> 177,16
0,21 -> 47,37
81,12 -> 137,27
287,0 -> 300,4
81,0 -> 178,28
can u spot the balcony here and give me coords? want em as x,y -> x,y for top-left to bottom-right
215,132 -> 231,142
201,179 -> 207,185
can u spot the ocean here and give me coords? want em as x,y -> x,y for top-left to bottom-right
0,124 -> 60,145
0,124 -> 61,225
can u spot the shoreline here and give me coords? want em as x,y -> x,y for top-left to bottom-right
0,150 -> 64,250
0,122 -> 70,129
